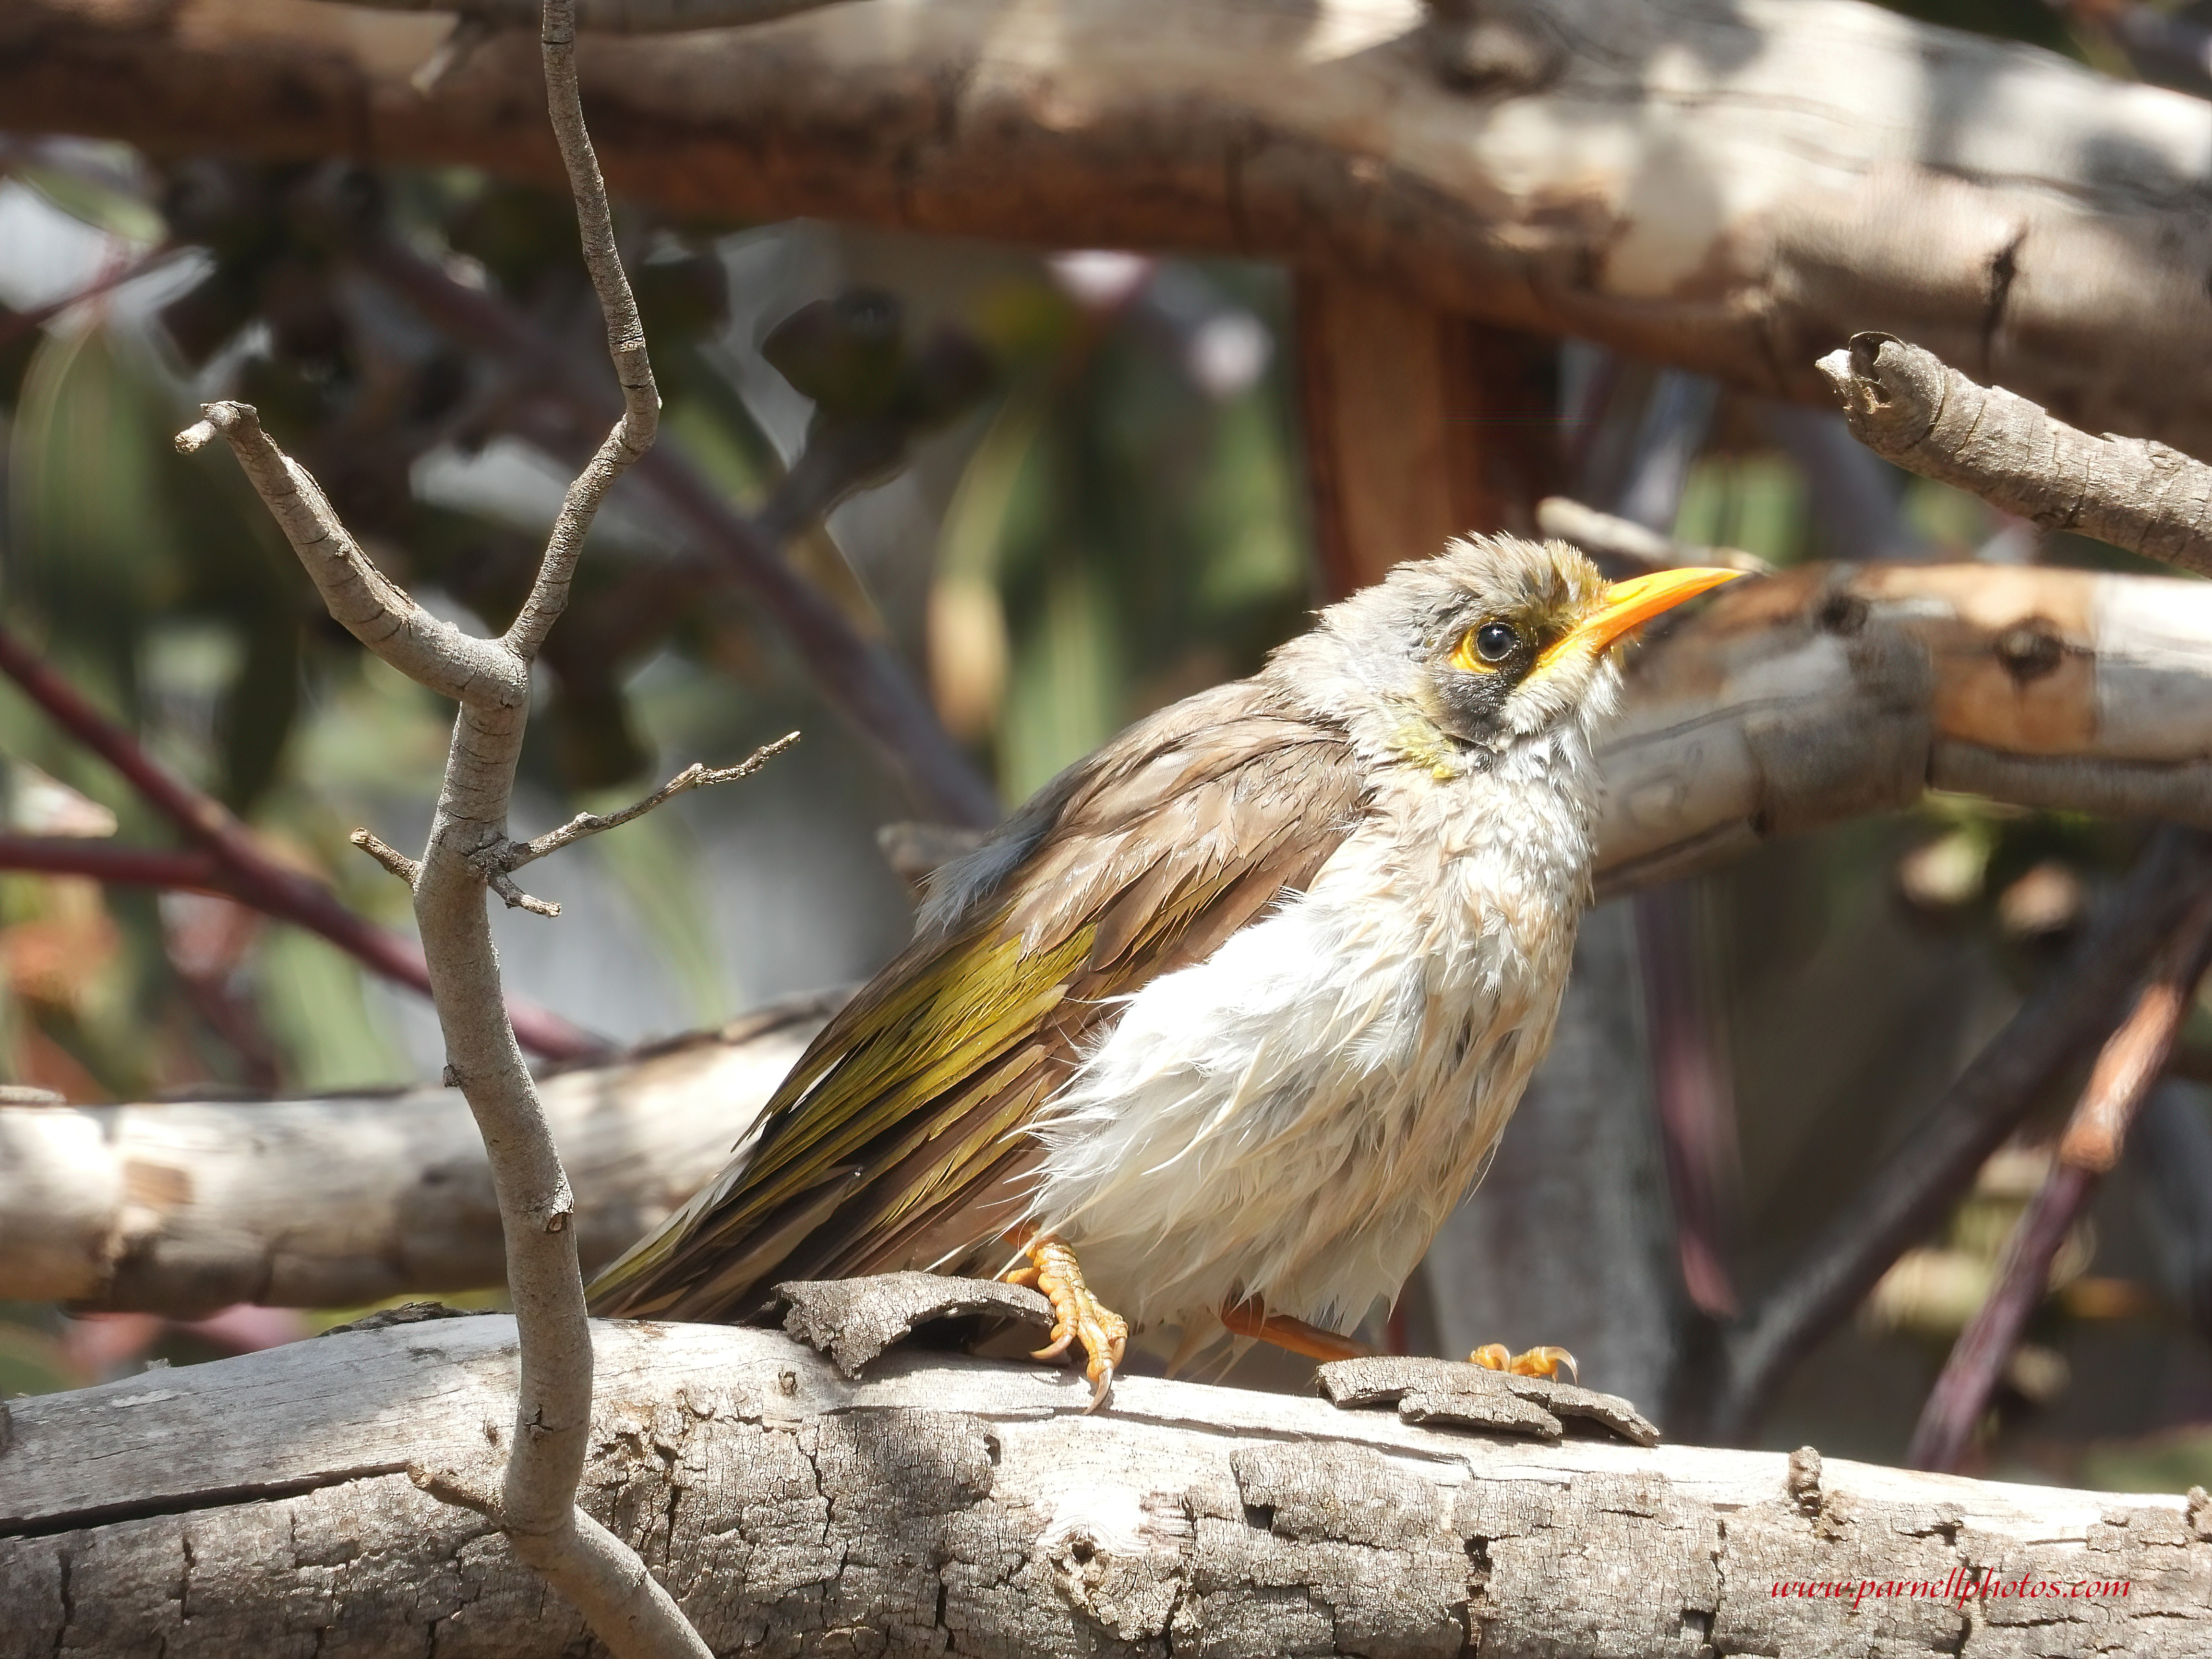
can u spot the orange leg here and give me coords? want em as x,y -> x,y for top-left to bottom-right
1220,1295 -> 1371,1364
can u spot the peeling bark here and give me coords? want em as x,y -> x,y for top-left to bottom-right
13,0 -> 2212,452
0,1318 -> 2204,1657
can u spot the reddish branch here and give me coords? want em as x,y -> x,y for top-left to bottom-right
1907,883 -> 2212,1471
0,627 -> 602,1063
0,242 -> 184,353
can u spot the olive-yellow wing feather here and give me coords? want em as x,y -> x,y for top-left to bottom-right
586,679 -> 1366,1322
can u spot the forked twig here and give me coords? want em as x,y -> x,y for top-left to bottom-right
505,732 -> 798,872
179,2 -> 731,1651
1906,883 -> 2212,1471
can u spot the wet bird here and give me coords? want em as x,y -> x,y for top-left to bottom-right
588,536 -> 1741,1402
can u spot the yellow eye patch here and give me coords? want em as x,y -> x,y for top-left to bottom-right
1449,620 -> 1524,675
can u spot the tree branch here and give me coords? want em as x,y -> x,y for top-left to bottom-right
1819,332 -> 2212,577
1593,561 -> 2212,895
0,626 -> 601,1062
174,4 -> 717,1651
17,0 -> 2212,456
0,995 -> 837,1314
1536,496 -> 1773,576
1906,883 -> 2212,1472
5,1319 -> 2208,1657
176,405 -> 515,699
502,0 -> 659,667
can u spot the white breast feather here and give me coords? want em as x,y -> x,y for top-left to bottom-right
1022,727 -> 1603,1335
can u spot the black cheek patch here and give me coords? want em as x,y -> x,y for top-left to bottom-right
1432,661 -> 1518,745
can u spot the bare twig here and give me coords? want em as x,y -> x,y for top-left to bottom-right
0,626 -> 600,1062
180,3 -> 719,1652
505,732 -> 798,871
1820,332 -> 2212,577
2059,890 -> 2212,1178
1906,883 -> 2212,1471
1700,827 -> 2212,1442
1535,497 -> 1774,575
359,238 -> 1000,830
0,834 -> 218,889
349,828 -> 422,887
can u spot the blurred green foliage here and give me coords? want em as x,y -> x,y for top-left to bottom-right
0,150 -> 1314,1106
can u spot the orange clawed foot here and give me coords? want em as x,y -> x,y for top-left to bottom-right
1004,1234 -> 1129,1410
1469,1342 -> 1579,1383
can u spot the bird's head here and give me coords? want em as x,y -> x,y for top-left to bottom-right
1276,534 -> 1744,772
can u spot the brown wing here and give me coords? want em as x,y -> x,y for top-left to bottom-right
586,678 -> 1367,1322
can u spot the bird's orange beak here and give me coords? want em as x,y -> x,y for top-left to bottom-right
1536,566 -> 1747,673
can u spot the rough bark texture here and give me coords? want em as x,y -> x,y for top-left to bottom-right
1821,334 -> 2212,577
15,0 -> 2212,453
1,1318 -> 2204,1657
0,996 -> 833,1315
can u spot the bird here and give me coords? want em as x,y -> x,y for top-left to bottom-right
587,535 -> 1743,1404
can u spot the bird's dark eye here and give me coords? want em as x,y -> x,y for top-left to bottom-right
1448,620 -> 1524,676
1474,622 -> 1519,662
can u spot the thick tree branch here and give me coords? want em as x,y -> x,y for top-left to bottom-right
1595,562 -> 2212,893
1906,885 -> 2212,1472
4,1319 -> 2207,1657
1820,333 -> 2212,577
15,0 -> 2212,454
0,996 -> 835,1316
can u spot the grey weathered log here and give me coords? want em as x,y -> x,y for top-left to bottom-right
0,994 -> 835,1316
1595,560 -> 2212,894
1820,333 -> 2212,577
18,0 -> 2212,455
1,1317 -> 2204,1657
